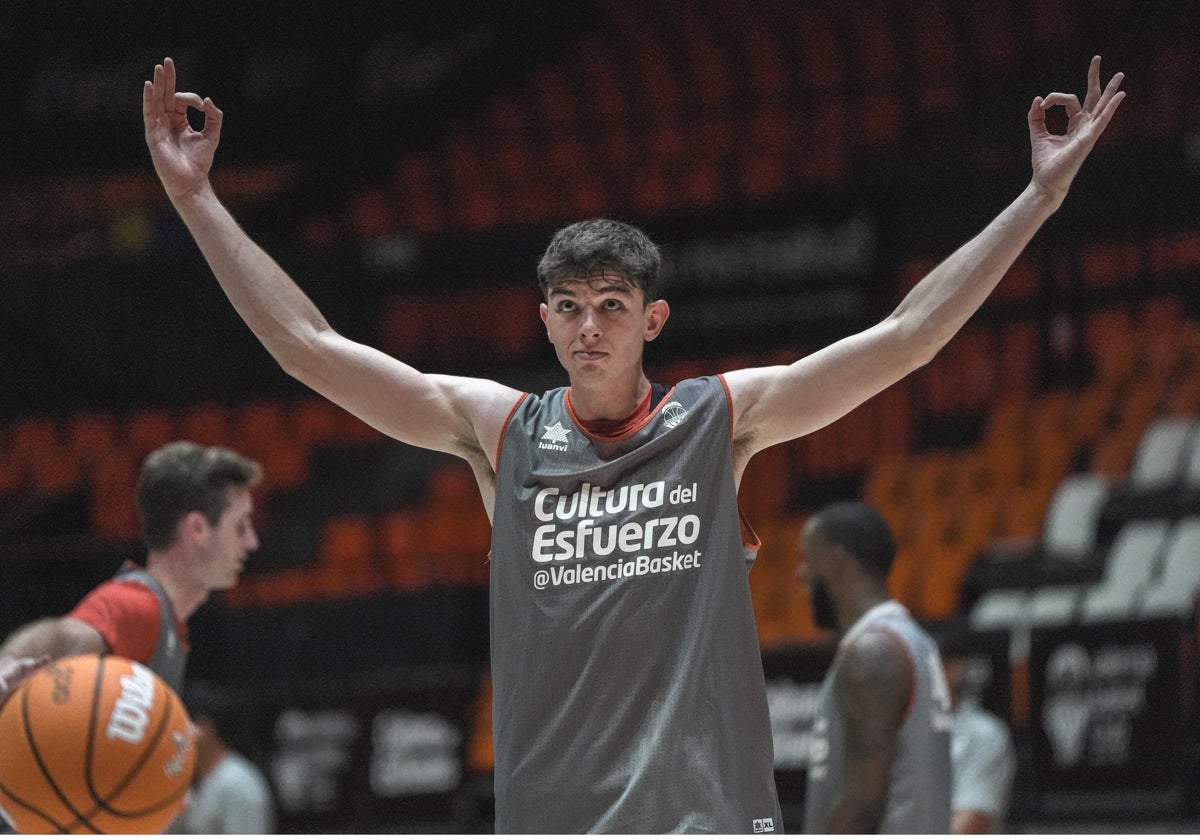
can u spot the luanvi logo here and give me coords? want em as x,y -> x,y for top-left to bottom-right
539,422 -> 571,451
752,817 -> 775,833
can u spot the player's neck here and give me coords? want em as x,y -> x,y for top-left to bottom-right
837,587 -> 892,636
568,372 -> 651,422
144,553 -> 207,622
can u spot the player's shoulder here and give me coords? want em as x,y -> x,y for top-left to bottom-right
837,625 -> 912,689
81,578 -> 161,610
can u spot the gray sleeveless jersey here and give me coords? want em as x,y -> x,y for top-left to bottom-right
113,563 -> 188,694
490,376 -> 783,834
803,601 -> 952,833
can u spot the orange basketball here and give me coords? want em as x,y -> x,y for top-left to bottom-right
0,654 -> 195,834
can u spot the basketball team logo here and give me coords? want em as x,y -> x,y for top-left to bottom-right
662,401 -> 688,429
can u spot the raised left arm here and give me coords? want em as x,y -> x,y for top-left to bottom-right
726,57 -> 1125,466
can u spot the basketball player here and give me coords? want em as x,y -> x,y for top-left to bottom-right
142,56 -> 1122,832
0,441 -> 261,701
168,683 -> 276,834
941,637 -> 1018,833
799,501 -> 953,833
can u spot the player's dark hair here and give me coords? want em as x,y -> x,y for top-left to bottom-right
537,218 -> 662,301
136,441 -> 262,550
808,500 -> 897,581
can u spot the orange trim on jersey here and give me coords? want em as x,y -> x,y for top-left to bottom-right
565,384 -> 677,442
717,375 -> 758,550
738,506 -> 762,551
494,391 -> 530,468
716,373 -> 735,442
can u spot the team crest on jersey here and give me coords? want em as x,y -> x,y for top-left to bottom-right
662,401 -> 688,429
539,422 -> 571,451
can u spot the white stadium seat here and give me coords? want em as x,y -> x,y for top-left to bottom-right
1081,519 -> 1171,622
1041,474 -> 1111,561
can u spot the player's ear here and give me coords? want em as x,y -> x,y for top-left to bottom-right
181,510 -> 210,543
539,302 -> 550,337
644,299 -> 669,341
828,543 -> 861,581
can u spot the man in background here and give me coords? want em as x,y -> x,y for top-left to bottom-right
0,441 -> 261,701
799,501 -> 954,833
942,634 -> 1018,833
170,682 -> 277,834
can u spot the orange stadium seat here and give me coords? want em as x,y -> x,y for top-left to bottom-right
466,672 -> 495,775
64,411 -> 119,464
293,398 -> 345,447
123,408 -> 175,459
8,416 -> 58,464
378,509 -> 435,592
319,514 -> 375,570
254,440 -> 309,491
89,452 -> 140,540
7,416 -> 79,495
315,514 -> 381,598
176,402 -> 231,447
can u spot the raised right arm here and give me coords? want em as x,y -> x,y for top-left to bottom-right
143,59 -> 521,495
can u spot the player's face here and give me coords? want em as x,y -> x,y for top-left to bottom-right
540,272 -> 667,388
200,486 -> 259,590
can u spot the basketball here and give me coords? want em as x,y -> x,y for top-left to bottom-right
0,654 -> 195,834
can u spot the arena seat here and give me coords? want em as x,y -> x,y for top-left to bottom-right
64,411 -> 120,464
1139,517 -> 1200,618
1080,519 -> 1171,622
1026,585 -> 1082,627
123,408 -> 175,460
1183,427 -> 1200,489
176,403 -> 232,447
1041,474 -> 1111,562
1129,417 -> 1196,489
968,588 -> 1031,632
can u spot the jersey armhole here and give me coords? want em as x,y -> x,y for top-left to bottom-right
719,375 -> 759,549
738,506 -> 761,551
494,392 -> 530,468
716,373 -> 734,441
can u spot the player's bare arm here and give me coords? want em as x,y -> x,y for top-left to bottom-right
143,58 -> 521,505
725,57 -> 1125,471
0,618 -> 109,704
821,628 -> 913,833
0,617 -> 109,661
0,655 -> 49,706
